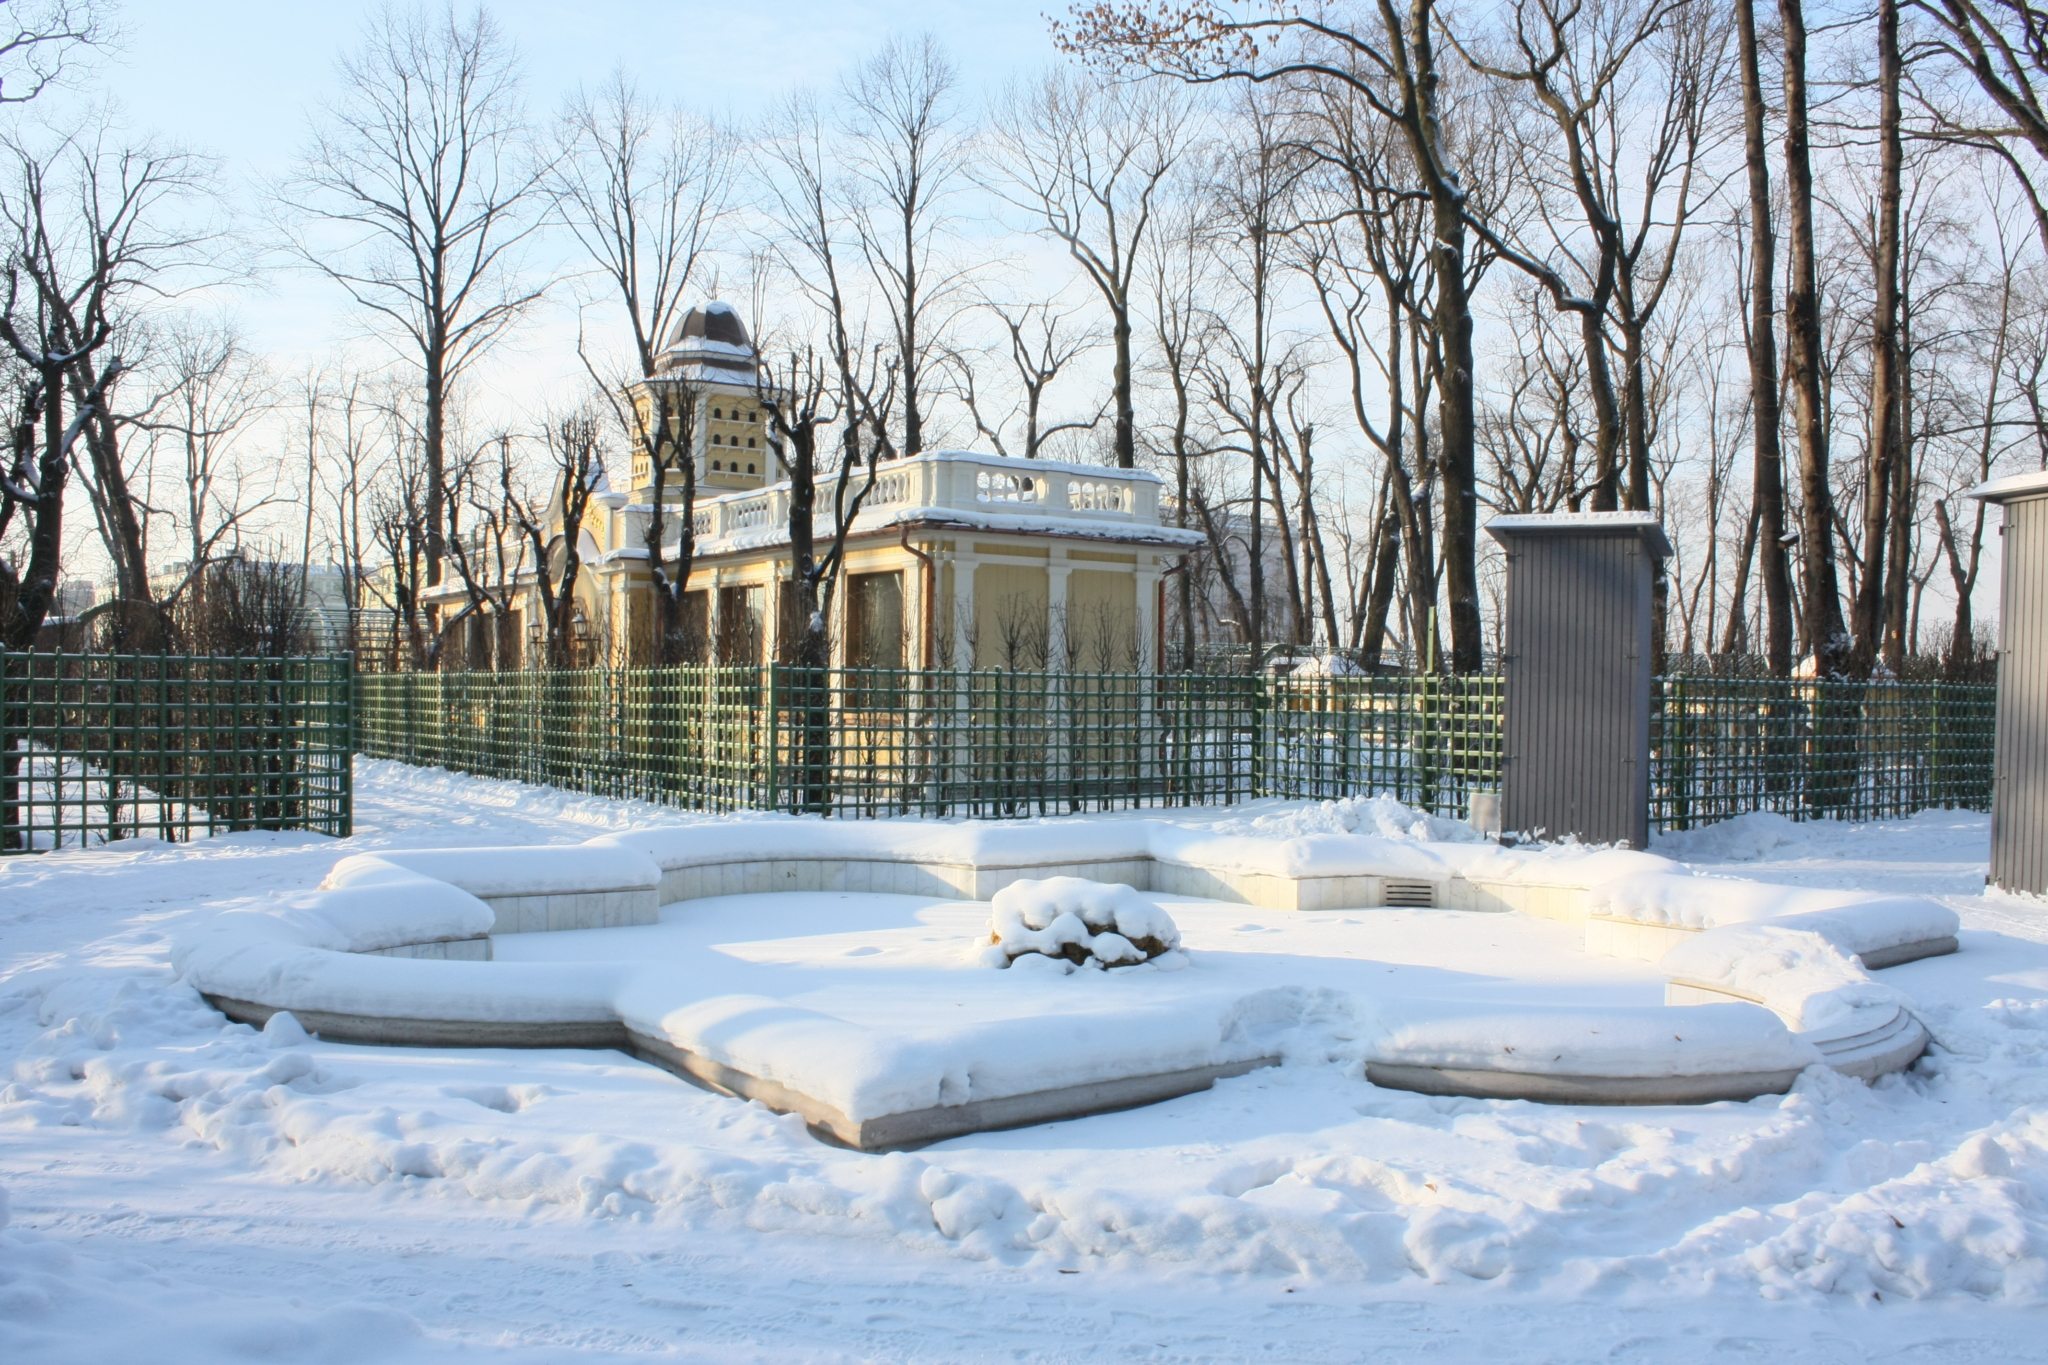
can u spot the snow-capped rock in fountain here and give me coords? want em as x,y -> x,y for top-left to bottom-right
980,876 -> 1186,972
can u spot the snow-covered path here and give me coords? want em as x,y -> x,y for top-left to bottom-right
4,764 -> 2046,1362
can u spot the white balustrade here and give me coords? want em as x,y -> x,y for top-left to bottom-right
688,451 -> 1160,545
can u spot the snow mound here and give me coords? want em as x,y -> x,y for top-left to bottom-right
1224,793 -> 1487,844
982,877 -> 1185,972
1652,810 -> 1802,862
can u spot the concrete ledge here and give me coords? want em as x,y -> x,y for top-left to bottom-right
487,889 -> 658,934
204,990 -> 1278,1153
1364,1060 -> 1809,1105
361,937 -> 493,961
184,817 -> 1964,1140
205,995 -> 626,1049
1858,936 -> 1959,970
631,1029 -> 1279,1150
1812,1010 -> 1929,1080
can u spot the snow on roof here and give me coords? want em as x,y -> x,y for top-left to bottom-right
1968,468 -> 2048,504
1485,510 -> 1672,556
1486,510 -> 1665,531
667,301 -> 752,351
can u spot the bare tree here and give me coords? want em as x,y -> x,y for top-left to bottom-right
1733,0 -> 1795,675
987,68 -> 1189,472
842,33 -> 971,456
306,366 -> 389,658
1057,3 -> 1490,672
1453,0 -> 1731,520
1909,0 -> 2048,253
0,0 -> 106,105
1848,0 -> 1911,676
118,317 -> 279,628
551,74 -> 734,662
759,91 -> 897,474
0,123 -> 206,649
947,293 -> 1107,459
1779,0 -> 1850,672
279,3 -> 546,594
1143,190 -> 1218,668
503,410 -> 605,668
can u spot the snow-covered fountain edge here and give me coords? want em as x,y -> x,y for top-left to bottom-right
174,814 -> 1956,1149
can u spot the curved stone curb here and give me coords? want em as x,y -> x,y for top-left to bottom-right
204,990 -> 1281,1151
179,815 -> 1956,1139
1363,1061 -> 1811,1105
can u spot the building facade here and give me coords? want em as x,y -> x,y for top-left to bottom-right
427,303 -> 1202,672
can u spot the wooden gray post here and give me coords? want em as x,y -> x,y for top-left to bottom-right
1971,470 -> 2048,896
1486,513 -> 1672,848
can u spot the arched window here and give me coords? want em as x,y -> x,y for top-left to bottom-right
746,437 -> 756,448
711,459 -> 722,471
746,463 -> 756,474
710,433 -> 721,445
712,407 -> 723,420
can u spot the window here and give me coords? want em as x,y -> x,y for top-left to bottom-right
847,571 -> 905,699
712,407 -> 723,420
711,459 -> 722,471
746,463 -> 756,473
710,433 -> 722,445
716,585 -> 764,664
746,437 -> 756,447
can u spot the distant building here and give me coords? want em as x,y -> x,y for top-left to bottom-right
426,302 -> 1202,671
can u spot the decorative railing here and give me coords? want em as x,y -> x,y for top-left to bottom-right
685,451 -> 1164,545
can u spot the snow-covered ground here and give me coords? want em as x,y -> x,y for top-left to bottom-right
3,762 -> 2045,1362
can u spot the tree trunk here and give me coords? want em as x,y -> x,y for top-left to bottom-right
1739,0 -> 1793,677
1111,305 -> 1136,469
1851,0 -> 1905,677
424,348 -> 447,595
1779,0 -> 1848,674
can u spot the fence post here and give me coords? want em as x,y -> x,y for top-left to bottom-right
0,652 -> 18,853
339,654 -> 355,838
764,662 -> 782,813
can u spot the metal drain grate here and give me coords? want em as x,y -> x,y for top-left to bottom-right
1381,880 -> 1438,908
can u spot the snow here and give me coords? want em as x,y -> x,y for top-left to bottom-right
1653,810 -> 1803,862
1220,792 -> 1489,845
4,768 -> 2048,1359
1485,509 -> 1668,531
1373,1000 -> 1816,1077
1661,925 -> 1907,1032
1968,467 -> 2048,503
345,844 -> 661,898
984,876 -> 1184,969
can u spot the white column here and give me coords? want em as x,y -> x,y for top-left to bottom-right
1136,563 -> 1160,673
1047,555 -> 1072,670
952,554 -> 978,669
706,569 -> 725,662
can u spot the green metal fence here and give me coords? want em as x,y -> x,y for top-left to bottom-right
1650,676 -> 1996,830
356,664 -> 1502,820
2,652 -> 354,854
356,664 -> 1996,832
1,655 -> 1988,853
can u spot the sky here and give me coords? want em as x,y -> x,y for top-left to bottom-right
103,0 -> 1074,399
29,1 -> 2015,639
